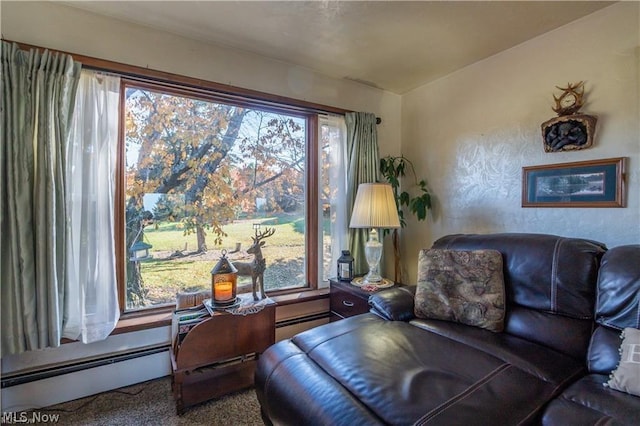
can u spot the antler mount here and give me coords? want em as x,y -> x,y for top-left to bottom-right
552,81 -> 585,116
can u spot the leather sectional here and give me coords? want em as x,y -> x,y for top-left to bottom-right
255,233 -> 640,425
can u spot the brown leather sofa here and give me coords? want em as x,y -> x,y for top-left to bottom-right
541,244 -> 640,425
255,234 -> 640,425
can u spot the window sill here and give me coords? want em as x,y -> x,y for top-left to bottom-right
111,289 -> 329,335
112,311 -> 173,335
271,288 -> 328,305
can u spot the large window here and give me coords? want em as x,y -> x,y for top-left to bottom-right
120,80 -> 327,312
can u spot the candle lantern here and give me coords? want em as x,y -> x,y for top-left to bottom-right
211,250 -> 238,306
337,250 -> 354,281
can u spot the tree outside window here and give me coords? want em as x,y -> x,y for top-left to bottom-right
123,84 -> 309,310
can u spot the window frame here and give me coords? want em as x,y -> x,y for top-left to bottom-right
114,77 -> 320,314
118,78 -> 325,314
9,41 -> 350,326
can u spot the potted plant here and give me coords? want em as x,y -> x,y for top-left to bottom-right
379,155 -> 432,282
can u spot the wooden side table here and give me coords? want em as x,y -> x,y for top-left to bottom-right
329,278 -> 399,321
170,300 -> 275,414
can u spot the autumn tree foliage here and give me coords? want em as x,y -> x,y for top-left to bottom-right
124,86 -> 305,307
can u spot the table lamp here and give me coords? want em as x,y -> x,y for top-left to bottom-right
349,183 -> 400,286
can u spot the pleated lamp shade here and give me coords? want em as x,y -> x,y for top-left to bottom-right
349,183 -> 401,229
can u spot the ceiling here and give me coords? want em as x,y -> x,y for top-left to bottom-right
59,1 -> 614,94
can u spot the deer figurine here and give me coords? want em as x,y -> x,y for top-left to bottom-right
235,227 -> 275,301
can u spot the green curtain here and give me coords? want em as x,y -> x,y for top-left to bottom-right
1,42 -> 81,356
346,112 -> 380,275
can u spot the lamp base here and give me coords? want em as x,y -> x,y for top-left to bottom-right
351,277 -> 394,289
363,228 -> 383,283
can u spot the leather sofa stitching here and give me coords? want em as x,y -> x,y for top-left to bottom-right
409,320 -> 581,384
586,331 -> 597,373
413,363 -> 511,425
520,368 -> 587,425
516,369 -> 589,424
595,259 -> 603,325
550,238 -> 562,314
292,318 -> 380,354
262,350 -> 383,424
259,351 -> 309,421
598,320 -> 624,331
594,416 -> 615,426
560,393 -> 616,425
547,368 -> 587,401
517,400 -> 547,426
262,351 -> 307,395
292,322 -> 398,393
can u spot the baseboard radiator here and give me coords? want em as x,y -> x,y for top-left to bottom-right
1,311 -> 330,389
1,344 -> 170,389
275,311 -> 329,329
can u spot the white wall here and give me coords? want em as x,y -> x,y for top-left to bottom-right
0,0 -> 400,410
400,3 -> 640,284
1,328 -> 172,412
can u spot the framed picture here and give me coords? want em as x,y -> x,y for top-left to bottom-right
522,157 -> 625,207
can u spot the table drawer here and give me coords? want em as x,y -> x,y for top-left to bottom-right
330,287 -> 370,318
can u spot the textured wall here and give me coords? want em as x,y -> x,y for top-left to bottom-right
401,3 -> 639,284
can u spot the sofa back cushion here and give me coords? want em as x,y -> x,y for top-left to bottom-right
588,244 -> 640,373
595,245 -> 640,330
432,233 -> 606,358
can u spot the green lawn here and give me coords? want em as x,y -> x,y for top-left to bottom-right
144,216 -> 306,252
137,216 -> 306,306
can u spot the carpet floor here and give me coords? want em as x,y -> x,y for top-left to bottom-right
39,376 -> 264,425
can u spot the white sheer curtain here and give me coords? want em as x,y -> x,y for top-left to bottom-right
63,70 -> 120,343
319,114 -> 348,286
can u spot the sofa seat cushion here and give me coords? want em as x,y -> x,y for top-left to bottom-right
542,374 -> 640,425
256,314 -> 585,425
254,334 -> 382,425
410,318 -> 585,384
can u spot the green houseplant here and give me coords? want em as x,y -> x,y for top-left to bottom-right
379,155 -> 432,282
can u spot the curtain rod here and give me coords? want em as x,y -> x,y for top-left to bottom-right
4,40 -> 385,125
3,39 -> 352,117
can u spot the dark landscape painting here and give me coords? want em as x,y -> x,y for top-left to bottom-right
535,172 -> 605,198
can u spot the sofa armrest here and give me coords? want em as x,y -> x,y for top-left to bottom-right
369,286 -> 416,321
